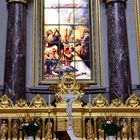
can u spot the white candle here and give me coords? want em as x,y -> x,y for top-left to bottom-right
89,94 -> 91,112
48,95 -> 51,112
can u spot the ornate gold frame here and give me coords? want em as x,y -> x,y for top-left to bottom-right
32,0 -> 103,86
134,0 -> 140,82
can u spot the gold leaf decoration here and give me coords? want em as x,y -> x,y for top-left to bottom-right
29,94 -> 47,107
125,94 -> 140,107
15,99 -> 28,107
111,98 -> 124,107
92,94 -> 108,107
0,95 -> 13,108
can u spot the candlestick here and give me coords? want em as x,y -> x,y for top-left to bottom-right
89,94 -> 91,112
48,95 -> 51,112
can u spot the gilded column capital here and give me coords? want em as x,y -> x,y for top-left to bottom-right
6,0 -> 30,4
104,0 -> 127,4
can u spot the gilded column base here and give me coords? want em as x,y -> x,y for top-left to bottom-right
105,0 -> 127,4
6,0 -> 29,4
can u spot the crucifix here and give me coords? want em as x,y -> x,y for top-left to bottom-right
61,89 -> 79,140
61,89 -> 78,129
50,72 -> 87,140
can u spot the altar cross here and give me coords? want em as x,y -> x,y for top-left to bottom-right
61,89 -> 78,129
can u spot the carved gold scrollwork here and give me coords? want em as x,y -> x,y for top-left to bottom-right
49,72 -> 88,103
15,99 -> 28,107
57,118 -> 67,131
29,94 -> 47,107
111,98 -> 124,107
92,94 -> 108,107
73,118 -> 82,137
0,95 -> 13,108
125,94 -> 140,107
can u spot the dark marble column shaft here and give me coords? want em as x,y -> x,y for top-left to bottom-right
4,2 -> 27,101
105,0 -> 131,102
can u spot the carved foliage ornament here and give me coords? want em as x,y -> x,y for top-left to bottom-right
88,93 -> 139,108
49,72 -> 89,102
15,99 -> 28,107
125,94 -> 140,107
0,92 -> 139,108
29,94 -> 48,107
92,94 -> 109,107
111,98 -> 124,107
0,95 -> 13,108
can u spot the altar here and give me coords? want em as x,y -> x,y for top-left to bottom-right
0,72 -> 139,139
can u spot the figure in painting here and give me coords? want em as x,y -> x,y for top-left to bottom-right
70,41 -> 90,79
44,28 -> 63,49
44,45 -> 59,76
63,43 -> 74,67
44,28 -> 64,76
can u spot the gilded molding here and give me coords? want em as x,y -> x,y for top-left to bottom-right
32,0 -> 37,86
32,0 -> 103,85
105,0 -> 127,4
134,0 -> 140,83
6,0 -> 29,4
96,0 -> 103,86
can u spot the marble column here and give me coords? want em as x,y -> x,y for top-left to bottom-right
4,0 -> 29,101
105,0 -> 131,102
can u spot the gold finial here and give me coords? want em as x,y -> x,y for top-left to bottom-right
125,93 -> 139,107
0,95 -> 13,108
29,94 -> 47,107
92,94 -> 108,107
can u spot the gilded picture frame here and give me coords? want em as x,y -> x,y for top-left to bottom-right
134,0 -> 140,81
32,0 -> 103,85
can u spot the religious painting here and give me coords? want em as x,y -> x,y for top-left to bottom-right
42,0 -> 95,82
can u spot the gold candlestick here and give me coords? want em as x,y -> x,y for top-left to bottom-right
89,94 -> 91,113
48,95 -> 51,113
